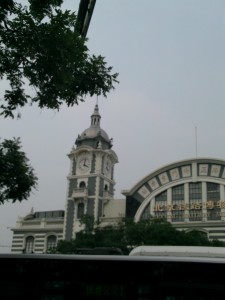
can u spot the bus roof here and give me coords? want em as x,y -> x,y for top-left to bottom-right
129,246 -> 225,258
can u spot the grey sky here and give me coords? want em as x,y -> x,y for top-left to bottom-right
1,0 -> 225,252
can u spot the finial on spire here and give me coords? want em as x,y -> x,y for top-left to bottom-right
91,102 -> 101,127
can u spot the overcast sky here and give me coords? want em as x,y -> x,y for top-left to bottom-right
1,0 -> 225,252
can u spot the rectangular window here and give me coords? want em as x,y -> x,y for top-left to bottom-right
207,183 -> 220,200
172,185 -> 184,222
154,191 -> 167,219
189,183 -> 202,200
189,183 -> 202,221
207,183 -> 220,220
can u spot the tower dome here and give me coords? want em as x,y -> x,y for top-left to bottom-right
75,104 -> 112,149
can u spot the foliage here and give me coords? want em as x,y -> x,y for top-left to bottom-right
0,138 -> 37,204
0,1 -> 118,204
123,218 -> 184,246
79,214 -> 95,234
183,230 -> 211,246
53,217 -> 225,255
56,224 -> 128,254
0,0 -> 119,118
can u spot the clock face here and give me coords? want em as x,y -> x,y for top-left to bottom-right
77,155 -> 91,173
104,157 -> 112,177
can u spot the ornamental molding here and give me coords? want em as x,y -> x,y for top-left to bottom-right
124,158 -> 225,198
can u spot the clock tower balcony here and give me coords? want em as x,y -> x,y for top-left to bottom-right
103,190 -> 113,200
72,188 -> 88,199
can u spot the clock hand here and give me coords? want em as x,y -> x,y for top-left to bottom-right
106,162 -> 110,171
83,159 -> 88,167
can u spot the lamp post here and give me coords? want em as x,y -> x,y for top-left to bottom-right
76,0 -> 97,38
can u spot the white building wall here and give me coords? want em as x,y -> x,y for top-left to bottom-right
103,199 -> 126,219
11,213 -> 64,253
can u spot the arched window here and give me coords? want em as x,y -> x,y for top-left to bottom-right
77,203 -> 84,219
141,203 -> 150,220
79,181 -> 86,188
25,236 -> 34,253
47,235 -> 57,250
104,184 -> 108,191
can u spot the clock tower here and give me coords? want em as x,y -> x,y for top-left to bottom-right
63,104 -> 118,240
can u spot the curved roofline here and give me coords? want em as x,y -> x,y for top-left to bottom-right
78,104 -> 110,143
68,145 -> 93,157
104,149 -> 119,163
122,157 -> 225,196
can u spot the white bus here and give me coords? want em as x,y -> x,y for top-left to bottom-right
1,247 -> 225,299
129,245 -> 225,258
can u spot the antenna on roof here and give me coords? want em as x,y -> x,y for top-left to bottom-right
195,126 -> 198,158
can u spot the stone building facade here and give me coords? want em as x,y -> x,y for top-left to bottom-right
11,105 -> 125,253
11,105 -> 225,252
123,158 -> 225,240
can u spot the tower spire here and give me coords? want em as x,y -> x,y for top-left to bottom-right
91,103 -> 101,127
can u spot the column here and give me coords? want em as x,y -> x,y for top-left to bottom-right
167,188 -> 172,222
220,184 -> 225,221
202,182 -> 207,221
184,183 -> 189,222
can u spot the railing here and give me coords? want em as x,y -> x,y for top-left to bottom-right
103,191 -> 113,199
72,188 -> 88,199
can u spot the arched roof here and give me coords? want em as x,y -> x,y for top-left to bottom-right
123,157 -> 225,200
80,127 -> 109,141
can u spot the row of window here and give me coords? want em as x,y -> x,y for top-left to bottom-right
24,235 -> 57,253
142,183 -> 222,222
34,210 -> 64,219
77,181 -> 109,191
